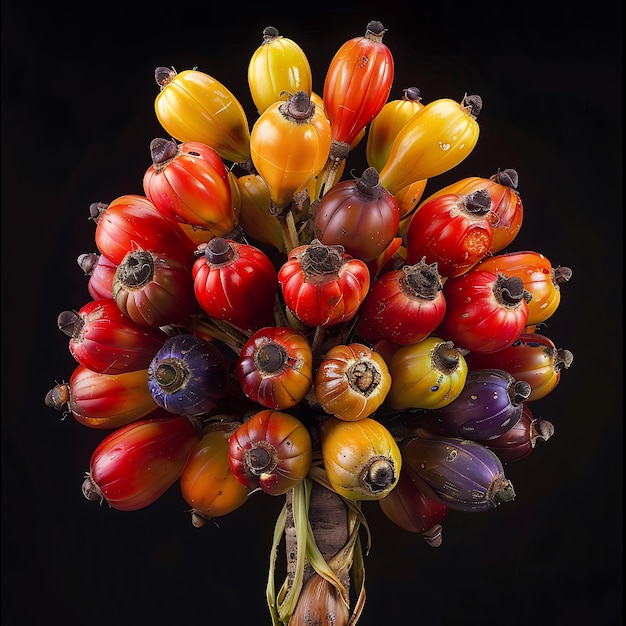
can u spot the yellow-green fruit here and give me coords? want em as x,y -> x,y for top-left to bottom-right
248,26 -> 312,115
319,416 -> 401,500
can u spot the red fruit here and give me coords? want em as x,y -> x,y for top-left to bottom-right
78,252 -> 118,300
436,269 -> 530,353
227,409 -> 312,496
464,332 -> 573,401
143,138 -> 236,236
45,364 -> 159,429
356,257 -> 446,345
113,250 -> 198,328
378,463 -> 449,546
82,415 -> 203,511
91,195 -> 197,268
323,20 -> 394,150
278,239 -> 370,328
192,237 -> 278,333
58,298 -> 166,374
404,190 -> 495,278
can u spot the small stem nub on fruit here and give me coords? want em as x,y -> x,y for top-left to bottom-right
355,167 -> 384,199
244,441 -> 278,476
512,380 -> 532,404
255,342 -> 288,374
280,91 -> 315,121
364,458 -> 395,492
554,266 -> 573,285
154,359 -> 190,391
150,137 -> 179,166
401,257 -> 443,300
262,25 -> 280,41
495,274 -> 526,305
463,94 -> 483,117
347,360 -> 381,397
491,168 -> 519,189
404,86 -> 422,102
57,310 -> 82,338
301,240 -> 344,277
432,341 -> 461,373
464,188 -> 491,214
204,238 -> 235,265
116,251 -> 154,286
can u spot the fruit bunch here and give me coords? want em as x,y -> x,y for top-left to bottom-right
45,21 -> 574,626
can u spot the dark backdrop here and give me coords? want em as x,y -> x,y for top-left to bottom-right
2,3 -> 622,625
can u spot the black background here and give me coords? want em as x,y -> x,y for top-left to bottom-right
2,2 -> 622,625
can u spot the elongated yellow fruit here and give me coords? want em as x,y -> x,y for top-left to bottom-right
379,95 -> 481,195
247,26 -> 312,115
366,86 -> 425,173
154,67 -> 251,164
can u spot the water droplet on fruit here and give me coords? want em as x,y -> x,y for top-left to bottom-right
439,142 -> 451,151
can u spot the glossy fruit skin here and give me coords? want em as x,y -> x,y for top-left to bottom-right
378,463 -> 449,546
387,337 -> 468,410
395,179 -> 429,225
147,334 -> 229,417
58,298 -> 166,374
378,96 -> 481,196
154,67 -> 251,164
366,86 -> 425,173
78,252 -> 117,300
236,173 -> 284,253
356,258 -> 446,345
82,415 -> 202,511
475,403 -> 555,464
250,91 -> 331,212
235,326 -> 313,409
472,251 -> 572,326
313,167 -> 400,262
143,139 -> 235,236
314,343 -> 392,421
323,20 -> 394,148
464,333 -> 573,402
192,237 -> 278,333
227,409 -> 312,495
404,191 -> 495,278
417,368 -> 532,440
92,195 -> 196,268
365,236 -> 405,279
54,364 -> 159,429
179,425 -> 251,523
113,250 -> 198,328
436,269 -> 529,353
418,170 -> 524,254
278,239 -> 370,328
247,26 -> 313,115
319,416 -> 401,500
401,435 -> 515,512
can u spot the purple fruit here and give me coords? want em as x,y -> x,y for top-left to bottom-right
147,334 -> 228,416
417,368 -> 531,441
476,403 -> 555,464
402,434 -> 515,512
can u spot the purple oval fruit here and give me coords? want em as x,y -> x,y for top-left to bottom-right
475,403 -> 555,464
402,434 -> 515,512
147,334 -> 228,416
416,368 -> 531,440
